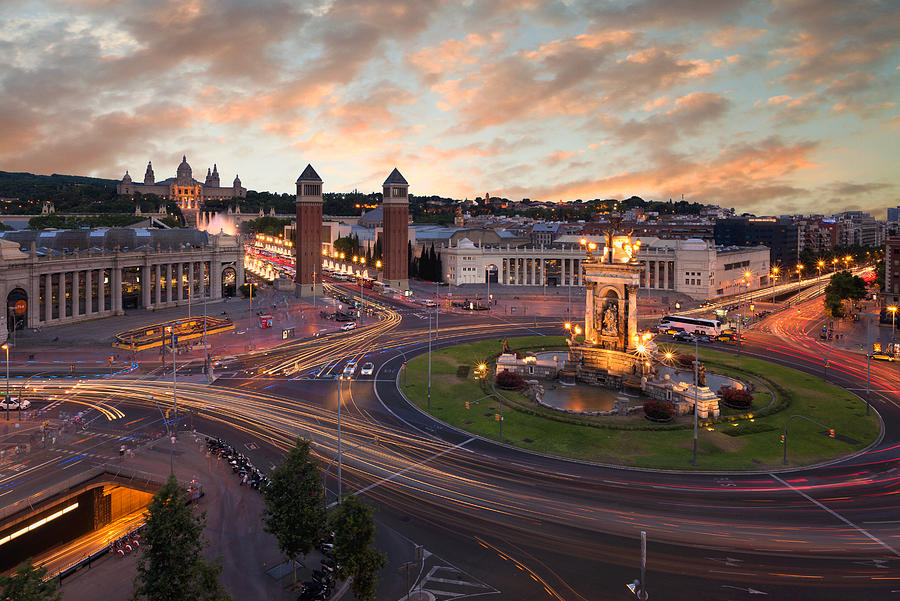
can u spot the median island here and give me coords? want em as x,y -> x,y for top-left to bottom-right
399,336 -> 881,471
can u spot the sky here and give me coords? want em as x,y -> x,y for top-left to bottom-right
0,0 -> 897,217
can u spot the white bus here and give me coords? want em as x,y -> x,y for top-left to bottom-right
657,315 -> 722,336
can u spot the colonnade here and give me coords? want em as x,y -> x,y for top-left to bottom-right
500,256 -> 583,286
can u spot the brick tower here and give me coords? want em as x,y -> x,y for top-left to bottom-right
382,167 -> 409,290
295,164 -> 323,297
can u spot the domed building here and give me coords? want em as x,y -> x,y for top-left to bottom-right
117,155 -> 247,226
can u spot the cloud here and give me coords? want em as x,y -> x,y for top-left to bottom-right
709,26 -> 770,48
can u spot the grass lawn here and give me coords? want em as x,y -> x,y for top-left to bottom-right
400,337 -> 881,471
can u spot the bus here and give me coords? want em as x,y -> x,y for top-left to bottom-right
657,315 -> 722,336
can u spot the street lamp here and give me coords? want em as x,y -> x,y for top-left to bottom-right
888,306 -> 898,335
2,344 -> 8,421
692,335 -> 699,466
771,266 -> 779,304
817,260 -> 825,278
336,375 -> 344,503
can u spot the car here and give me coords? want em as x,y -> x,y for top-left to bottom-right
342,361 -> 357,377
664,326 -> 685,335
424,300 -> 437,308
0,397 -> 30,411
716,333 -> 736,342
360,362 -> 375,376
872,352 -> 895,362
693,334 -> 712,343
673,331 -> 694,342
340,322 -> 357,331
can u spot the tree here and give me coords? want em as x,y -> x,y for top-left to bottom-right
330,496 -> 386,601
0,561 -> 60,601
133,474 -> 230,601
824,270 -> 866,318
262,438 -> 326,585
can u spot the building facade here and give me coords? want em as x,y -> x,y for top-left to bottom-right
440,237 -> 769,300
714,217 -> 798,267
1,229 -> 243,343
885,236 -> 900,307
117,156 -> 246,226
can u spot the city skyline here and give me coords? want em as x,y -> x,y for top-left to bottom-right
1,1 -> 897,217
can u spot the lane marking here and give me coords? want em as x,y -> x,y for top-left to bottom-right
770,473 -> 900,558
352,437 -> 475,498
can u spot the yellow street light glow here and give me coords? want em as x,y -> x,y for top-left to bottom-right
588,242 -> 597,250
0,503 -> 79,547
564,322 -> 572,330
636,344 -> 646,353
664,352 -> 673,360
579,238 -> 587,246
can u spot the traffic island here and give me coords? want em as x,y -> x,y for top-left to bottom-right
399,336 -> 882,471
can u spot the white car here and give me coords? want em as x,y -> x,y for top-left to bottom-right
0,397 -> 30,411
342,361 -> 357,377
360,362 -> 375,376
340,322 -> 357,331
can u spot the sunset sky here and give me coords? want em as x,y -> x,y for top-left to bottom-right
1,1 -> 897,216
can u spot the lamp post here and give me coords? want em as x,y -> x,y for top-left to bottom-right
248,280 -> 253,352
817,259 -> 825,279
337,375 -> 343,503
427,311 -> 432,410
888,306 -> 898,338
692,335 -> 699,466
2,343 -> 9,421
771,266 -> 779,304
434,280 -> 440,341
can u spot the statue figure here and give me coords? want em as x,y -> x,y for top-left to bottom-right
601,301 -> 618,336
697,363 -> 707,387
501,338 -> 512,354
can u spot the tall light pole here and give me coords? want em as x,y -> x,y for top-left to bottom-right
203,286 -> 209,383
771,266 -> 779,304
337,375 -> 343,503
427,311 -> 432,410
865,311 -> 871,415
248,280 -> 253,352
692,336 -> 699,466
888,306 -> 898,340
434,280 -> 440,341
2,344 -> 9,422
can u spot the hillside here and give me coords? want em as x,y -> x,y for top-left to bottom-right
0,170 -> 121,214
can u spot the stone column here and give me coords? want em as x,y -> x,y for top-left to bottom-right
112,267 -> 123,315
154,265 -> 161,308
574,259 -> 580,286
142,266 -> 151,309
85,269 -> 92,314
58,272 -> 67,320
531,258 -> 536,286
177,263 -> 184,301
166,264 -> 173,304
189,261 -> 195,300
661,261 -> 667,290
28,272 -> 40,328
212,261 -> 222,299
44,274 -> 52,322
98,270 -> 106,313
72,270 -> 80,318
626,284 -> 639,350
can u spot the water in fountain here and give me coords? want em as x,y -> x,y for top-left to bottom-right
202,212 -> 236,235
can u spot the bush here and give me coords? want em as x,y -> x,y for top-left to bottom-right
675,354 -> 695,368
719,386 -> 754,409
643,400 -> 675,422
495,369 -> 525,390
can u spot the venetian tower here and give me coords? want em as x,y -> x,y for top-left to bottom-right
295,164 -> 323,297
382,168 -> 409,290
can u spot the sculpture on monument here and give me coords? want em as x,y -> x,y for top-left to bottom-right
601,299 -> 618,336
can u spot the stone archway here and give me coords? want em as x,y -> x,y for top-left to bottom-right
222,267 -> 236,297
6,288 -> 27,332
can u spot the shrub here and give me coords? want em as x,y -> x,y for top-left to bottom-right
719,386 -> 754,409
675,354 -> 695,368
643,400 -> 675,421
495,369 -> 525,390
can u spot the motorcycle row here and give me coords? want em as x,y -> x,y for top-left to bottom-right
110,528 -> 143,558
298,535 -> 339,601
206,437 -> 271,492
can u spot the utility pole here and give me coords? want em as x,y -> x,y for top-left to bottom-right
865,312 -> 871,415
170,327 -> 178,475
627,531 -> 649,599
337,376 -> 343,503
692,337 -> 699,466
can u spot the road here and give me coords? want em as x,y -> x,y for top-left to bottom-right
2,280 -> 898,600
